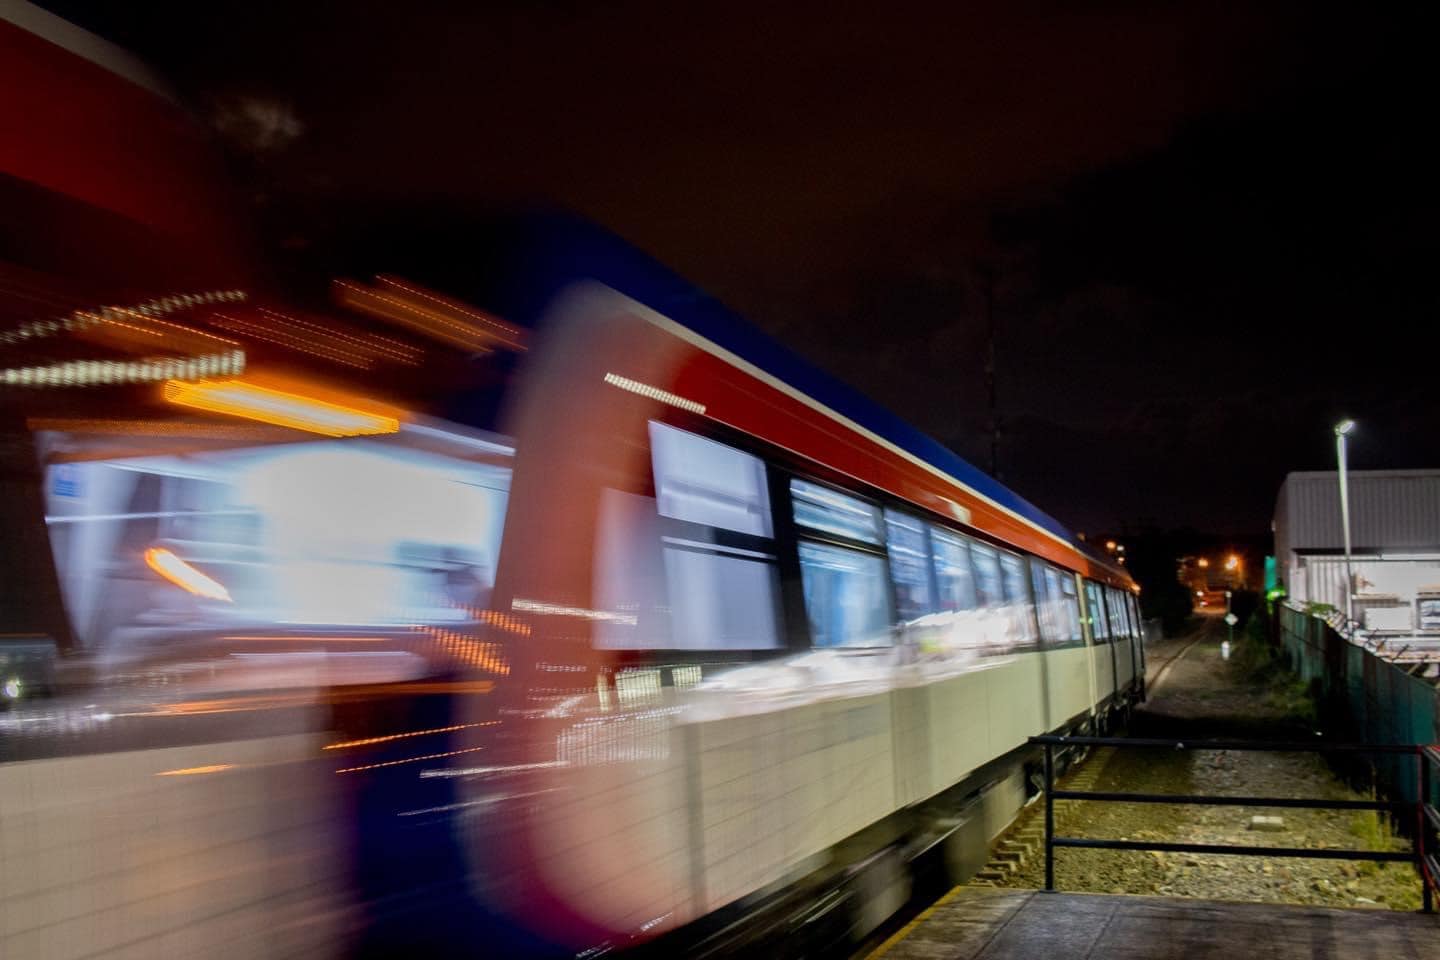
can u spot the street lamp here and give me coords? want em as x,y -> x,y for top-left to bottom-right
1334,419 -> 1356,627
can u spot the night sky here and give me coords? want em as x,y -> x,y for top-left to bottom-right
43,2 -> 1440,538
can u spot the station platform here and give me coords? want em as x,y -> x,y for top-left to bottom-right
868,886 -> 1437,960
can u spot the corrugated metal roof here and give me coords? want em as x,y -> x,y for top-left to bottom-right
1275,469 -> 1440,555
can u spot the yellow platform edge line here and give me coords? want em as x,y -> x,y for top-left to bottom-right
863,883 -> 968,960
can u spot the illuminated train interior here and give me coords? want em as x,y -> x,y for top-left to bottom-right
0,9 -> 1148,956
5,228 -> 1145,958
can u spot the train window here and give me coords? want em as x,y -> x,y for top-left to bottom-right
1112,587 -> 1135,638
663,543 -> 784,650
594,423 -> 784,651
969,541 -> 1004,607
1084,581 -> 1110,642
999,552 -> 1037,646
930,526 -> 978,612
796,540 -> 892,647
1001,553 -> 1028,607
1103,587 -> 1122,639
594,491 -> 784,651
1030,560 -> 1058,643
650,421 -> 773,537
884,510 -> 934,622
791,478 -> 883,545
1034,564 -> 1083,649
1057,571 -> 1083,646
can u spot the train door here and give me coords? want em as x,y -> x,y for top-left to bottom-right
1105,587 -> 1135,696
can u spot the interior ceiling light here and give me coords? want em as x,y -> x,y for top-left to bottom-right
163,378 -> 401,437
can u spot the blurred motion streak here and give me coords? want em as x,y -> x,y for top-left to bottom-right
143,546 -> 232,601
334,745 -> 486,774
154,764 -> 236,777
78,306 -> 241,355
323,720 -> 499,750
3,350 -> 245,386
0,290 -> 246,347
602,372 -> 706,413
162,378 -> 403,436
511,597 -> 639,625
417,624 -> 511,674
334,276 -> 526,353
226,635 -> 392,643
419,760 -> 570,779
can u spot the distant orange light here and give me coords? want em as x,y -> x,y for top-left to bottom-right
163,378 -> 400,437
1197,558 -> 1210,568
1105,540 -> 1117,551
145,547 -> 231,601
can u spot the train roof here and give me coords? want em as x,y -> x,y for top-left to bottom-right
479,216 -> 1084,552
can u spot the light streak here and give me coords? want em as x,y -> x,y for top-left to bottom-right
163,378 -> 400,437
419,760 -> 569,779
324,720 -> 498,750
156,764 -> 235,777
144,547 -> 231,601
512,598 -> 638,625
602,373 -> 706,414
335,745 -> 486,774
2,350 -> 245,387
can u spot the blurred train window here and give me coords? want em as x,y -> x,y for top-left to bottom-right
1084,580 -> 1111,642
1030,560 -> 1058,643
791,478 -> 882,545
1000,553 -> 1028,607
969,541 -> 1004,607
930,527 -> 977,611
662,542 -> 783,650
595,424 -> 783,650
1057,570 -> 1084,647
796,540 -> 892,647
884,510 -> 934,622
790,479 -> 890,647
650,421 -> 773,536
1109,587 -> 1134,639
999,551 -> 1038,647
40,437 -> 513,657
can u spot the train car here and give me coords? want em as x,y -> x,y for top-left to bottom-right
417,222 -> 1147,956
0,6 -> 1147,957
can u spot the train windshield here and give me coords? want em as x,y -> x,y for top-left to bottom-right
35,420 -> 513,684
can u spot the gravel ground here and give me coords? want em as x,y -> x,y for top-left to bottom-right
1002,618 -> 1425,911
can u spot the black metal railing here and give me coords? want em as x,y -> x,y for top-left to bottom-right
1422,745 -> 1439,909
1032,735 -> 1438,913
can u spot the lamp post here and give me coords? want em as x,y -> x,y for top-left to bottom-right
1334,419 -> 1356,627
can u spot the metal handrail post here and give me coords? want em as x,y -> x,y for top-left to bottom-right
1422,748 -> 1434,914
1044,741 -> 1055,892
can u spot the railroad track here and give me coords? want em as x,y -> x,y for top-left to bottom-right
1144,621 -> 1215,697
970,745 -> 1117,885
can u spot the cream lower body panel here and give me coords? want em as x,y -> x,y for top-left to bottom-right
0,735 -> 344,960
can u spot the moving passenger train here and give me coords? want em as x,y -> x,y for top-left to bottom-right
0,6 -> 1144,957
